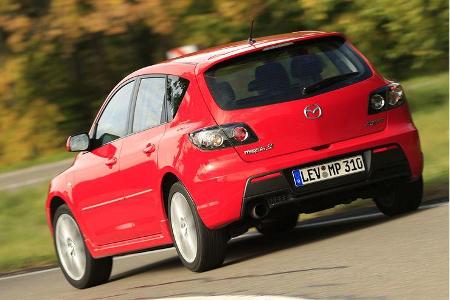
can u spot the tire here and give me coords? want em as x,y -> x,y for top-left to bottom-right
53,205 -> 112,289
256,213 -> 299,236
168,182 -> 228,272
375,177 -> 423,216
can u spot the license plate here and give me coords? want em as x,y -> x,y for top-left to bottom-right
292,155 -> 365,187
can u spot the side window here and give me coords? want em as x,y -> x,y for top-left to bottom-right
167,75 -> 189,121
94,81 -> 134,147
132,77 -> 166,133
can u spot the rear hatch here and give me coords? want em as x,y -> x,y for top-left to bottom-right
202,36 -> 387,162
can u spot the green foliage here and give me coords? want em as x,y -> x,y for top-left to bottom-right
0,0 -> 448,167
324,0 -> 449,78
403,72 -> 449,184
0,58 -> 64,163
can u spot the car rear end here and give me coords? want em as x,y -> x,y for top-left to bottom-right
189,32 -> 422,229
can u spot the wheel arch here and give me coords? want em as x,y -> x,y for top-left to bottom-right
46,195 -> 69,234
50,197 -> 66,221
160,172 -> 181,218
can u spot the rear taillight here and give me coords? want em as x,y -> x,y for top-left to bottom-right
368,82 -> 405,114
189,123 -> 258,150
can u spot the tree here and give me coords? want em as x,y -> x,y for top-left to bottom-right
0,0 -> 447,166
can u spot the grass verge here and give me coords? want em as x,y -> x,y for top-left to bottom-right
407,72 -> 449,185
0,184 -> 55,273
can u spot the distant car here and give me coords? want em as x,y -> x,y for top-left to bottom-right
46,31 -> 423,288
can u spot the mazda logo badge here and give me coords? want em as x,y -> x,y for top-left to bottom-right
304,104 -> 322,120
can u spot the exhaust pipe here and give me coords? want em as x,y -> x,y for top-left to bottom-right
250,202 -> 269,219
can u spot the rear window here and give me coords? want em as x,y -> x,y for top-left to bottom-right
204,37 -> 371,110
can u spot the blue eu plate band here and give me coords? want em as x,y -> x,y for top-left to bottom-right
292,169 -> 304,187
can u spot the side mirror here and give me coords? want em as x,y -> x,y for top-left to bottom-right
66,133 -> 90,152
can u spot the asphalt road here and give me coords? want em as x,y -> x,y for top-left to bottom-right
0,199 -> 447,300
0,159 -> 73,190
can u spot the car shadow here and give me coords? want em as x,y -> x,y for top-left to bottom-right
109,256 -> 181,283
224,208 -> 383,267
225,197 -> 448,267
109,197 -> 448,284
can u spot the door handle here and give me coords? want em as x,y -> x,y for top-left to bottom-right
143,143 -> 156,155
105,157 -> 117,167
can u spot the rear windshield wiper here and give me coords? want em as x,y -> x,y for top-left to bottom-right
302,72 -> 360,96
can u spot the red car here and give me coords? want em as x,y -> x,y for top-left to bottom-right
46,31 -> 423,288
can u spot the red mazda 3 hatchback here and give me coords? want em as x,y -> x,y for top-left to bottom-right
46,31 -> 423,288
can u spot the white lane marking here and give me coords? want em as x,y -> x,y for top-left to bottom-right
0,247 -> 177,282
298,201 -> 448,229
0,268 -> 58,281
154,296 -> 309,300
0,201 -> 446,281
420,202 -> 448,209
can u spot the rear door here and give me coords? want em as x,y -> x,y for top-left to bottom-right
201,37 -> 387,162
118,76 -> 167,238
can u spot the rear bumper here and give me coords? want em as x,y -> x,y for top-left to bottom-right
242,145 -> 411,216
194,123 -> 422,229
